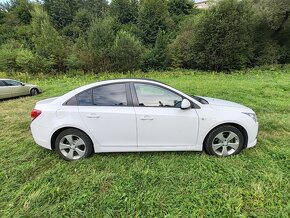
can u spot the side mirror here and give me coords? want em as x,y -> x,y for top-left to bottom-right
181,99 -> 191,110
21,82 -> 25,86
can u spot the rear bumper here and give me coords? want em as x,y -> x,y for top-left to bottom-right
30,123 -> 52,150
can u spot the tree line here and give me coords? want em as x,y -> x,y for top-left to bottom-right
0,0 -> 289,73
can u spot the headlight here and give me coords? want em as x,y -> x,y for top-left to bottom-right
242,112 -> 257,122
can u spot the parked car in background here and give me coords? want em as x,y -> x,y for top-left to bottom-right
0,79 -> 41,100
30,79 -> 258,161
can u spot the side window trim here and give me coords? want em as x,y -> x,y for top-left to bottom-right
130,82 -> 199,109
130,82 -> 139,107
131,82 -> 184,108
3,80 -> 11,86
0,81 -> 6,86
64,82 -> 133,107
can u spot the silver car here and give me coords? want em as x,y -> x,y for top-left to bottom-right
0,79 -> 41,100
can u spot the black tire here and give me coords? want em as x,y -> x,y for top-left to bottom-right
30,88 -> 39,96
55,128 -> 94,161
204,125 -> 244,157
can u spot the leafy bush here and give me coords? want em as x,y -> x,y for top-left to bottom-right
16,48 -> 35,72
141,30 -> 169,71
87,17 -> 117,72
138,0 -> 172,46
31,6 -> 67,72
0,0 -> 289,73
0,41 -> 21,72
112,30 -> 144,72
185,0 -> 255,71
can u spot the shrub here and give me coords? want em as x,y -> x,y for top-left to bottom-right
16,48 -> 35,72
87,17 -> 116,72
141,30 -> 169,71
112,30 -> 144,72
174,0 -> 255,71
0,41 -> 21,72
253,39 -> 281,66
138,0 -> 172,46
31,6 -> 67,72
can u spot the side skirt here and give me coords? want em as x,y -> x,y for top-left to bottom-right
94,145 -> 203,153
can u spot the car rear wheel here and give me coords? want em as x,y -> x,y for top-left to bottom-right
204,125 -> 244,157
55,128 -> 93,161
30,88 -> 38,96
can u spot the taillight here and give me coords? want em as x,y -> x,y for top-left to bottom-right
31,109 -> 42,121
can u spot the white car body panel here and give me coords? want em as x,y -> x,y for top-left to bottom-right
30,79 -> 258,154
78,106 -> 137,147
134,107 -> 199,147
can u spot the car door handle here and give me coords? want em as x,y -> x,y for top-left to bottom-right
140,115 -> 154,120
86,113 -> 100,118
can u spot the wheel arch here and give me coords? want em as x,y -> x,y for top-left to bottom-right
202,122 -> 248,150
50,127 -> 94,151
29,87 -> 39,94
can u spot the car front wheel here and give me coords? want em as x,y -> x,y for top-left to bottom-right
55,128 -> 93,161
204,125 -> 244,157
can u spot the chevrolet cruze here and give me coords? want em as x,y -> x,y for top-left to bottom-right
30,79 -> 258,161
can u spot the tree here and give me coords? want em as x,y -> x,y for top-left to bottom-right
182,0 -> 255,71
16,48 -> 35,72
142,30 -> 169,71
43,0 -> 79,29
169,30 -> 195,69
0,41 -> 20,72
82,0 -> 108,18
138,0 -> 172,46
168,0 -> 195,17
43,0 -> 108,30
87,17 -> 116,72
111,30 -> 143,72
253,0 -> 290,64
31,6 -> 67,72
62,9 -> 93,40
110,0 -> 138,24
254,0 -> 290,32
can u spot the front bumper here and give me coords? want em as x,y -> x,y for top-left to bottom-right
247,122 -> 258,148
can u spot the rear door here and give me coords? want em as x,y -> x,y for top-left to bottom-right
78,83 -> 137,147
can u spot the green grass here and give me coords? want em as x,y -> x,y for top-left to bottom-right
0,68 -> 289,217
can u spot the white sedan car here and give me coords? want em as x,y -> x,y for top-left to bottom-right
30,79 -> 258,161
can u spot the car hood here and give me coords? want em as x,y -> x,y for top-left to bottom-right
199,96 -> 253,111
24,83 -> 37,87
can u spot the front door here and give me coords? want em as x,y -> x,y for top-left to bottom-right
78,83 -> 137,147
4,80 -> 26,97
132,83 -> 199,147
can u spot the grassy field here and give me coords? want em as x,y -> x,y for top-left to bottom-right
0,68 -> 289,217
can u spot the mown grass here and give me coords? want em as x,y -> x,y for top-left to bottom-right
0,68 -> 289,217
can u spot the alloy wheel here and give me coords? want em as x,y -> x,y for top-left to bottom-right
59,135 -> 86,160
212,131 -> 240,156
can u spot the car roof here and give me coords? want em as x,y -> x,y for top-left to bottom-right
0,79 -> 19,81
55,78 -> 178,102
94,78 -> 171,86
